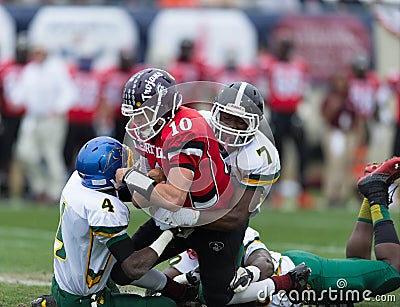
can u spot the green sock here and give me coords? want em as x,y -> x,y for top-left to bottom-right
370,204 -> 391,226
357,198 -> 372,224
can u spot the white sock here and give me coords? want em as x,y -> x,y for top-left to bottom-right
228,278 -> 276,304
130,269 -> 167,291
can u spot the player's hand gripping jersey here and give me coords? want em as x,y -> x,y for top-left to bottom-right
53,171 -> 130,296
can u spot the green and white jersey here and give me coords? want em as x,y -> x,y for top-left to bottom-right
226,130 -> 280,205
199,110 -> 280,215
53,171 -> 130,296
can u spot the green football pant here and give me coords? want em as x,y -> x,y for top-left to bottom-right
284,250 -> 400,304
51,276 -> 177,307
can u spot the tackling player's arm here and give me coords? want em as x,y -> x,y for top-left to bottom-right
109,230 -> 174,283
198,187 -> 262,231
245,249 -> 274,280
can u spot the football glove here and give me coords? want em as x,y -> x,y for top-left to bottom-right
151,207 -> 200,230
229,266 -> 261,293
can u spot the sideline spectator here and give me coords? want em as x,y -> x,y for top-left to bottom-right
262,38 -> 314,209
0,33 -> 28,199
211,51 -> 257,85
99,49 -> 142,142
320,73 -> 359,207
11,44 -> 77,203
63,56 -> 102,175
386,71 -> 400,157
347,54 -> 385,165
168,39 -> 205,83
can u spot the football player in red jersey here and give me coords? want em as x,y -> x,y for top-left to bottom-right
347,54 -> 382,148
113,68 -> 246,307
0,34 -> 28,198
387,71 -> 400,156
262,38 -> 314,209
99,50 -> 145,142
63,56 -> 102,175
167,39 -> 205,83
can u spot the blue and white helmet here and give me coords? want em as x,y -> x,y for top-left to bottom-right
76,136 -> 133,190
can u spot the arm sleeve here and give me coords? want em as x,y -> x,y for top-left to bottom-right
107,235 -> 136,262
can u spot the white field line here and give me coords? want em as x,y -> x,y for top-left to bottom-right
0,242 -> 344,289
0,275 -> 51,286
269,242 -> 345,255
0,274 -> 144,294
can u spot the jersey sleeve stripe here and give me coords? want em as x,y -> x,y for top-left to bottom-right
167,148 -> 204,160
170,163 -> 196,172
243,236 -> 260,249
240,184 -> 264,191
106,233 -> 130,249
165,140 -> 205,154
248,171 -> 280,181
91,225 -> 127,237
190,186 -> 218,209
243,171 -> 280,185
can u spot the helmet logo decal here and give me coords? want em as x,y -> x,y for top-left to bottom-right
227,103 -> 245,115
141,71 -> 164,101
156,82 -> 168,97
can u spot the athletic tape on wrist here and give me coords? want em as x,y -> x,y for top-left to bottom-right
149,230 -> 174,257
124,168 -> 157,200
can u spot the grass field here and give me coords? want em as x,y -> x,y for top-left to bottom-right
0,198 -> 399,306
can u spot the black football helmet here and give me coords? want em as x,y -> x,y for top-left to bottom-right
211,82 -> 264,147
121,68 -> 182,142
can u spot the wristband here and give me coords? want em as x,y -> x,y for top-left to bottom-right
124,168 -> 157,201
149,230 -> 174,257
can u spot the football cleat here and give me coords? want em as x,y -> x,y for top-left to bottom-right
358,157 -> 400,188
287,262 -> 311,293
31,294 -> 57,307
363,162 -> 381,175
357,157 -> 400,205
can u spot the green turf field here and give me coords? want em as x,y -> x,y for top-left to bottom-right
0,198 -> 399,306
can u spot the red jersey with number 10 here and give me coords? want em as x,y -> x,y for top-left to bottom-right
387,72 -> 400,124
138,106 -> 233,210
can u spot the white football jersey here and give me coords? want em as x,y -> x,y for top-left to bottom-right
227,130 -> 280,214
53,171 -> 130,296
199,110 -> 280,215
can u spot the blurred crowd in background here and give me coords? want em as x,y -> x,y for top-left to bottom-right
0,0 -> 399,210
